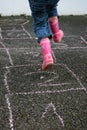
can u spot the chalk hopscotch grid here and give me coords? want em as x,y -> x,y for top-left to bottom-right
4,63 -> 87,130
0,20 -> 35,40
1,20 -> 87,42
3,63 -> 87,130
0,20 -> 87,130
0,18 -> 87,43
1,42 -> 87,130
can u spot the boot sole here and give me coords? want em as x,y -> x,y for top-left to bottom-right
42,62 -> 54,71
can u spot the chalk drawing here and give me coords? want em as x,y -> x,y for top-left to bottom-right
0,27 -> 3,40
21,25 -> 33,39
3,63 -> 87,130
10,87 -> 84,96
4,66 -> 11,94
3,37 -> 29,40
1,46 -> 87,51
1,18 -> 87,130
52,50 -> 57,63
0,42 -> 13,65
42,102 -> 64,127
21,20 -> 29,26
3,66 -> 14,130
80,36 -> 87,45
3,62 -> 86,130
0,18 -> 27,25
5,94 -> 14,130
62,64 -> 87,93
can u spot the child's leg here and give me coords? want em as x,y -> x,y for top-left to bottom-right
28,0 -> 54,70
48,4 -> 64,42
28,0 -> 52,43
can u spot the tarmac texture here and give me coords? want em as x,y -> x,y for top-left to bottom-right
0,15 -> 87,130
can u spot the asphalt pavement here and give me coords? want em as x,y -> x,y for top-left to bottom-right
0,15 -> 87,130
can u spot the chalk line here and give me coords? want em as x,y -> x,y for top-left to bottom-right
5,94 -> 14,130
3,64 -> 34,69
4,67 -> 14,130
39,82 -> 73,87
64,35 -> 79,38
1,29 -> 24,32
52,50 -> 57,63
21,25 -> 33,39
0,46 -> 87,50
3,37 -> 30,40
2,63 -> 87,94
42,102 -> 64,127
25,71 -> 59,85
4,66 -> 10,94
21,20 -> 29,25
0,27 -> 3,40
9,87 -> 84,96
0,42 -> 14,66
24,71 -> 56,76
38,76 -> 59,85
62,64 -> 87,93
80,36 -> 87,45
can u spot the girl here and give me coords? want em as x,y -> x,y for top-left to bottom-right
28,0 -> 64,70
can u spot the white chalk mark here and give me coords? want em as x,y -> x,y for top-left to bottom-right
53,42 -> 68,48
80,36 -> 87,45
42,102 -> 64,127
38,76 -> 59,86
53,46 -> 87,50
4,66 -> 10,94
0,46 -> 87,50
0,42 -> 14,66
62,64 -> 87,93
0,47 -> 39,50
24,71 -> 56,76
5,94 -> 14,130
0,18 -> 26,23
64,35 -> 79,38
65,46 -> 87,49
0,27 -> 2,32
21,20 -> 29,25
1,29 -> 24,32
0,33 -> 3,40
0,27 -> 3,40
3,37 -> 30,40
4,66 -> 14,130
24,71 -> 59,85
2,64 -> 87,94
10,87 -> 84,96
39,82 -> 72,87
2,63 -> 87,94
21,25 -> 33,39
3,64 -> 33,69
52,50 -> 57,63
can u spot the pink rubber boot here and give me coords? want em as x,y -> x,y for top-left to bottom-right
49,16 -> 64,42
40,38 -> 54,70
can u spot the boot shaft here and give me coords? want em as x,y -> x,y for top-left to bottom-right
49,16 -> 59,34
49,16 -> 64,42
40,37 -> 54,70
40,38 -> 52,55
